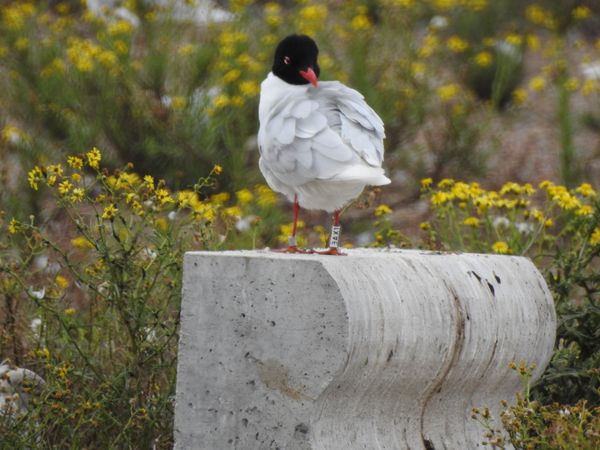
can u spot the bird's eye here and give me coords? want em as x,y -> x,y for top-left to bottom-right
283,56 -> 291,65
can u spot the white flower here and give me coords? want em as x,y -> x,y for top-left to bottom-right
33,255 -> 48,270
429,15 -> 448,29
515,222 -> 534,235
581,61 -> 600,81
493,216 -> 510,229
142,248 -> 157,260
235,216 -> 255,232
161,95 -> 172,108
495,41 -> 522,61
30,318 -> 42,335
29,287 -> 45,300
168,211 -> 177,221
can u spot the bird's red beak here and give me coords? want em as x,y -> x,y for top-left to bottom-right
299,67 -> 318,87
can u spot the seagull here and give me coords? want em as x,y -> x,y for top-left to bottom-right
258,34 -> 391,255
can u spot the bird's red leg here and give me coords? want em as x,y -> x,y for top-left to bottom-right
315,209 -> 346,255
272,195 -> 312,254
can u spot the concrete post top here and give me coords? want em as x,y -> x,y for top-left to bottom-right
177,248 -> 556,450
185,247 -> 527,260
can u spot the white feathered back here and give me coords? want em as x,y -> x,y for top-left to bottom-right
258,73 -> 390,211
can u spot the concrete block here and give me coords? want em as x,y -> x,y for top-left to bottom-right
175,249 -> 556,449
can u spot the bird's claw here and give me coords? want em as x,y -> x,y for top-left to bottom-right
313,247 -> 346,256
271,246 -> 314,254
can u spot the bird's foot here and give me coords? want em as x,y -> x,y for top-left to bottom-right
271,246 -> 314,254
313,247 -> 346,256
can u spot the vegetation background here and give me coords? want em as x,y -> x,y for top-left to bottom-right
0,0 -> 599,448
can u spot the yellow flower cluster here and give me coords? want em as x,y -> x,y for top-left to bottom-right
474,51 -> 492,67
66,37 -> 121,74
375,204 -> 393,216
447,36 -> 469,53
297,4 -> 328,36
427,178 -> 597,217
2,2 -> 36,31
423,177 -> 599,255
525,4 -> 557,30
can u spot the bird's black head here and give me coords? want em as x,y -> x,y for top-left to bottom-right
272,34 -> 320,87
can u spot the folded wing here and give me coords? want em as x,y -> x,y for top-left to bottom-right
258,82 -> 386,188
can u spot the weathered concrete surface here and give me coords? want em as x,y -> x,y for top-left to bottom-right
175,249 -> 556,450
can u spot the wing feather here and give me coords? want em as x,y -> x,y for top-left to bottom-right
258,80 -> 386,187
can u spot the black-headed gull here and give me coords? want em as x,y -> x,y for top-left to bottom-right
258,34 -> 390,254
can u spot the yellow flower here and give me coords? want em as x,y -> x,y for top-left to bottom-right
114,40 -> 129,55
419,222 -> 431,231
299,5 -> 327,21
375,204 -> 392,216
107,20 -> 134,36
576,205 -> 593,217
239,80 -> 260,97
437,84 -> 460,102
464,0 -> 487,11
28,166 -> 43,190
231,96 -> 244,107
531,209 -> 545,223
512,88 -> 527,105
418,34 -> 439,58
432,0 -> 456,10
2,125 -> 26,143
544,218 -> 553,228
438,178 -> 455,189
41,58 -> 67,78
143,175 -> 154,190
256,185 -> 277,207
86,147 -> 102,169
351,14 -> 372,31
171,96 -> 187,110
463,217 -> 480,227
278,220 -> 305,243
474,51 -> 492,67
177,44 -> 196,57
64,308 -> 76,316
590,228 -> 600,246
431,192 -> 450,205
177,190 -> 201,210
224,206 -> 242,217
529,76 -> 546,92
235,188 -> 254,205
582,79 -> 598,97
36,348 -> 50,359
213,164 -> 223,175
447,36 -> 469,53
212,94 -> 230,109
421,178 -> 433,189
527,34 -> 541,50
576,183 -> 597,198
71,236 -> 95,249
505,34 -> 522,47
102,204 -> 118,220
492,241 -> 510,254
211,192 -> 230,205
58,180 -> 73,195
15,37 -> 29,51
67,156 -> 83,169
8,218 -> 19,234
564,77 -> 579,92
55,275 -> 70,289
572,6 -> 592,20
71,188 -> 85,202
223,69 -> 241,84
155,188 -> 174,206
